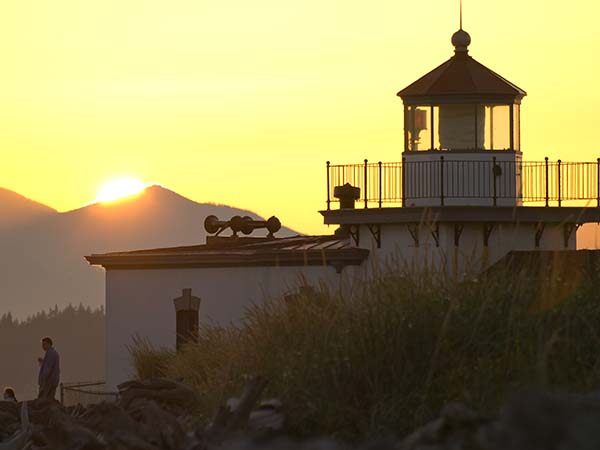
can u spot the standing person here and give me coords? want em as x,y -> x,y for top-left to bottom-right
37,337 -> 60,400
3,387 -> 17,403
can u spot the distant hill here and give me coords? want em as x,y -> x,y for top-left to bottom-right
0,187 -> 57,230
0,185 -> 296,318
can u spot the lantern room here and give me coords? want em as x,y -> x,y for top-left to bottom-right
398,29 -> 526,153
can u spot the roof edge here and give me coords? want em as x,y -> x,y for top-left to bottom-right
85,248 -> 369,271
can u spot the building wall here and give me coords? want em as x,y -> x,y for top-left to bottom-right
105,264 -> 359,387
357,221 -> 575,275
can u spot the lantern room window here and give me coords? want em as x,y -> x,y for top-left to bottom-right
404,103 -> 521,152
483,105 -> 510,150
406,106 -> 431,151
513,104 -> 521,151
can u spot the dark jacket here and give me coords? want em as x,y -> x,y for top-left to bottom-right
38,347 -> 60,387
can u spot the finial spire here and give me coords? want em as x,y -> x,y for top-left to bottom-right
452,0 -> 470,54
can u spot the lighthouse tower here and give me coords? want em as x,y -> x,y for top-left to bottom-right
322,28 -> 600,273
399,28 -> 525,207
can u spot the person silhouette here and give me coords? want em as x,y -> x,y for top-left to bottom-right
2,387 -> 17,403
37,337 -> 60,400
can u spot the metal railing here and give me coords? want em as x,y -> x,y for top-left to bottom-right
60,381 -> 119,406
326,157 -> 600,209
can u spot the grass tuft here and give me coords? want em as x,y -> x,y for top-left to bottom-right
130,262 -> 600,440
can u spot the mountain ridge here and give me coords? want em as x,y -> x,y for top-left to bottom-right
0,187 -> 57,230
0,185 -> 297,318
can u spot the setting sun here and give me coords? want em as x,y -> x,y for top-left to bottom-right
95,178 -> 146,203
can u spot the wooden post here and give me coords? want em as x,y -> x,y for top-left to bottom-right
364,159 -> 368,208
378,161 -> 383,208
545,157 -> 549,207
597,158 -> 599,207
326,161 -> 331,211
492,156 -> 497,206
440,156 -> 445,206
557,159 -> 562,207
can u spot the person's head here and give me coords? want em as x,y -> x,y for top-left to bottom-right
3,387 -> 16,400
41,337 -> 53,351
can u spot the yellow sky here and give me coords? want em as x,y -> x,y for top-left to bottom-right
1,0 -> 599,234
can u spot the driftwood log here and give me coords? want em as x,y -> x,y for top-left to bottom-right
0,376 -> 284,450
206,376 -> 269,437
118,378 -> 201,412
0,402 -> 30,450
5,382 -> 600,449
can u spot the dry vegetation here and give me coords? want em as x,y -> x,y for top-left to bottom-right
131,259 -> 600,441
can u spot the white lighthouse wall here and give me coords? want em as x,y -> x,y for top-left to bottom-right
105,265 -> 358,388
358,222 -> 575,275
403,151 -> 523,207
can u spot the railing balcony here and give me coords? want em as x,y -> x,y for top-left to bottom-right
325,157 -> 600,210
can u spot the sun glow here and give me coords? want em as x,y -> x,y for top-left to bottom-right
95,178 -> 146,203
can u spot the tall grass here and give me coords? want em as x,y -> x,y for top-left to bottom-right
130,261 -> 600,440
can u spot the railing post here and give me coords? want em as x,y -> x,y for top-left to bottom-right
401,157 -> 406,207
597,158 -> 600,207
492,156 -> 497,207
326,161 -> 331,211
378,161 -> 382,208
364,159 -> 368,209
440,156 -> 445,206
557,159 -> 562,207
544,157 -> 549,207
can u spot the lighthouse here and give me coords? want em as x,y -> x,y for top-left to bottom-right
87,23 -> 600,388
323,27 -> 600,272
398,27 -> 525,208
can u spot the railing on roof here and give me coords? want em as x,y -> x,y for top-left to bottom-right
325,157 -> 600,210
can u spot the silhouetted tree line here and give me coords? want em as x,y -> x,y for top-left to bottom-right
0,303 -> 105,400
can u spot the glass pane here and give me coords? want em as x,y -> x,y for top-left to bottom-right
407,106 -> 431,151
432,106 -> 441,150
438,104 -> 483,150
492,105 -> 511,150
483,106 -> 493,149
481,105 -> 511,150
513,105 -> 521,150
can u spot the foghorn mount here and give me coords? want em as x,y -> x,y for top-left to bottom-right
204,215 -> 282,238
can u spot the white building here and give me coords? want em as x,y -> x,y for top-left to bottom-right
87,27 -> 600,388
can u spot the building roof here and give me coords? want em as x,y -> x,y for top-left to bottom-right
85,234 -> 369,272
397,30 -> 526,103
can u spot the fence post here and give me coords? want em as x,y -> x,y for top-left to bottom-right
401,157 -> 406,207
326,161 -> 331,211
378,161 -> 382,208
597,158 -> 600,207
492,156 -> 497,207
545,157 -> 549,207
60,382 -> 64,404
364,159 -> 368,208
557,159 -> 562,207
440,156 -> 445,206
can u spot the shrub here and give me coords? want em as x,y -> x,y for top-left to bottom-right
128,335 -> 173,380
130,263 -> 600,440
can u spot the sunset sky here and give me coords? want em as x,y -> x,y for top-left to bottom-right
1,0 -> 599,234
